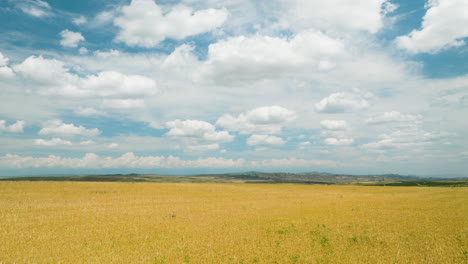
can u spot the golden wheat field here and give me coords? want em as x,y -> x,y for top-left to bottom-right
0,182 -> 467,263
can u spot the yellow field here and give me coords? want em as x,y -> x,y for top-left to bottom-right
0,182 -> 466,263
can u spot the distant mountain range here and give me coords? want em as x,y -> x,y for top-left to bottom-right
1,172 -> 467,186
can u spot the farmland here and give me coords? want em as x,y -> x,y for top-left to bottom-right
0,181 -> 467,263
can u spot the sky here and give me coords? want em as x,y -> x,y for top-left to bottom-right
0,0 -> 467,176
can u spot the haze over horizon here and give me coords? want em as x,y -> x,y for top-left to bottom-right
1,0 -> 467,176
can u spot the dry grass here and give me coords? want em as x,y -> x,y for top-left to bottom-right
0,182 -> 466,263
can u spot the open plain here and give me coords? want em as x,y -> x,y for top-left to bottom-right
0,181 -> 467,263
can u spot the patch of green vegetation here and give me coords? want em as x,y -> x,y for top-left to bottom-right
359,181 -> 468,187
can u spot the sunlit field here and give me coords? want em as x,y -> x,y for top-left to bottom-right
0,182 -> 466,263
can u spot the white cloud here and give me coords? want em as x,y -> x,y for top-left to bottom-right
0,120 -> 25,133
382,2 -> 399,14
165,119 -> 233,143
38,120 -> 100,137
74,107 -> 102,116
0,152 -> 336,169
366,111 -> 422,125
0,67 -> 14,78
60,30 -> 85,48
80,140 -> 94,145
108,143 -> 119,149
94,49 -> 121,58
319,120 -> 353,144
78,47 -> 88,55
217,106 -> 296,134
205,30 -> 344,84
73,16 -> 87,25
251,158 -> 338,168
13,56 -> 157,99
299,141 -> 310,149
0,53 -> 14,78
0,152 -> 246,169
186,144 -> 220,152
335,52 -> 415,83
89,11 -> 116,27
315,93 -> 369,113
102,99 -> 145,109
34,138 -> 72,146
362,129 -> 441,150
320,120 -> 348,130
114,0 -> 228,47
0,52 -> 9,66
395,0 -> 468,53
247,134 -> 285,146
162,44 -> 199,69
281,0 -> 394,33
324,137 -> 354,146
13,56 -> 72,84
15,0 -> 51,17
82,71 -> 157,98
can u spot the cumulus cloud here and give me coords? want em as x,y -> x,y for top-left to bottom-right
320,120 -> 352,144
205,30 -> 344,84
60,30 -> 85,48
299,141 -> 310,149
324,137 -> 354,146
102,99 -> 145,109
162,44 -> 199,69
13,56 -> 71,84
186,144 -> 220,152
362,129 -> 442,150
382,2 -> 399,14
13,56 -> 157,98
78,47 -> 88,55
0,152 -> 246,169
315,93 -> 369,113
114,0 -> 228,47
94,11 -> 115,25
94,49 -> 121,58
251,158 -> 338,168
72,16 -> 87,25
0,152 -> 340,169
395,0 -> 468,53
80,140 -> 94,145
217,106 -> 296,134
165,119 -> 233,143
281,0 -> 395,33
14,0 -> 51,17
0,53 -> 14,78
108,143 -> 119,149
82,71 -> 157,98
0,67 -> 14,78
366,111 -> 422,125
0,52 -> 9,67
247,134 -> 285,146
320,120 -> 348,130
34,138 -> 72,146
0,120 -> 25,133
74,107 -> 102,116
38,120 -> 100,137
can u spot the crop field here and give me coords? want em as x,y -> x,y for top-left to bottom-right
0,182 -> 467,263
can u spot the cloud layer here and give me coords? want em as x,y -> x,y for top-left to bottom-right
0,0 -> 466,175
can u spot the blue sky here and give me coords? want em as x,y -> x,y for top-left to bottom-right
0,0 -> 467,176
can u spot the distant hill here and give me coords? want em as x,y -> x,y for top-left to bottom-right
1,172 -> 467,186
